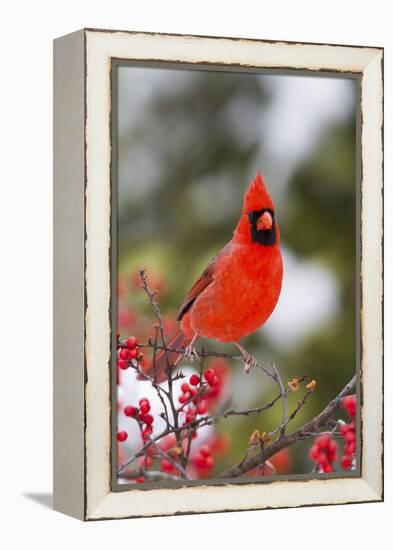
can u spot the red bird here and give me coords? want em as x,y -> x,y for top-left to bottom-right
151,172 -> 283,381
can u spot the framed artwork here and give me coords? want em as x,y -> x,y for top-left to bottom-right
53,28 -> 383,520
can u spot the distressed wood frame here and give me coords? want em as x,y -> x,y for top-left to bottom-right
53,28 -> 383,521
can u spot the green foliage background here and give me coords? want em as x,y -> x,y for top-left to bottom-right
117,66 -> 358,476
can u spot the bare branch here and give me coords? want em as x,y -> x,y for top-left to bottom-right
216,375 -> 356,479
271,362 -> 287,438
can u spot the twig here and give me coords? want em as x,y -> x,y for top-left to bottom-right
138,343 -> 264,365
268,386 -> 313,439
286,389 -> 313,424
139,269 -> 168,353
271,363 -> 287,438
138,269 -> 183,455
117,428 -> 172,474
196,392 -> 284,428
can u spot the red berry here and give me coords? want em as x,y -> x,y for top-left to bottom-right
317,451 -> 328,465
204,369 -> 214,382
342,395 -> 356,417
197,401 -> 207,415
345,430 -> 356,443
181,382 -> 190,393
200,445 -> 211,457
209,375 -> 219,387
193,453 -> 205,468
315,434 -> 331,449
160,459 -> 175,473
189,374 -> 200,386
118,359 -> 129,370
309,445 -> 320,461
204,455 -> 214,468
322,463 -> 333,473
117,431 -> 128,442
139,398 -> 150,414
128,348 -> 139,360
341,455 -> 352,469
142,413 -> 154,425
124,405 -> 138,417
135,476 -> 145,483
119,348 -> 128,360
126,336 -> 137,349
345,442 -> 356,456
142,426 -> 152,440
207,386 -> 219,398
179,391 -> 191,405
340,423 -> 351,435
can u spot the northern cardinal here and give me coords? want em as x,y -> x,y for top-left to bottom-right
150,172 -> 283,381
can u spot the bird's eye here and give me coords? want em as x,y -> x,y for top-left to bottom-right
256,211 -> 273,231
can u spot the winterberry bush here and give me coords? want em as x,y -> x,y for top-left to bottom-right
116,269 -> 357,484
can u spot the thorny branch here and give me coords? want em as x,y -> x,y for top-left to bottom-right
117,270 -> 356,482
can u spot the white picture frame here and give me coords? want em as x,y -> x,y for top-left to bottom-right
53,28 -> 383,521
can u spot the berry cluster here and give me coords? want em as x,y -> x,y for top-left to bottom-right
204,360 -> 228,402
178,367 -> 222,425
308,434 -> 338,473
116,275 -> 234,484
178,377 -> 200,405
340,395 -> 356,470
308,394 -> 357,473
193,444 -> 214,474
120,397 -> 155,444
117,336 -> 139,370
139,398 -> 154,441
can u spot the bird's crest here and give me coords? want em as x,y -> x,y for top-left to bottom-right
242,172 -> 275,213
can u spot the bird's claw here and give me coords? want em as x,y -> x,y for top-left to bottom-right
244,355 -> 258,374
184,344 -> 199,362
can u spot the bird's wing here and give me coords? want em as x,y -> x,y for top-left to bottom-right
176,244 -> 231,321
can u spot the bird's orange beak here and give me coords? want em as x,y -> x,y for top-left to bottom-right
256,211 -> 273,231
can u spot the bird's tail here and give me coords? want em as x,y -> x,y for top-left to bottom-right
142,328 -> 189,383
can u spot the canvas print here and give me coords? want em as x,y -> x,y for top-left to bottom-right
114,65 -> 358,487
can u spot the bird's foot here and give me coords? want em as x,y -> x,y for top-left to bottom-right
235,342 -> 258,374
244,354 -> 258,374
184,343 -> 199,362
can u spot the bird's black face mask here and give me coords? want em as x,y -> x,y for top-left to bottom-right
248,209 -> 277,246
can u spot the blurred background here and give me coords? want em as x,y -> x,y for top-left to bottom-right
116,65 -> 358,480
